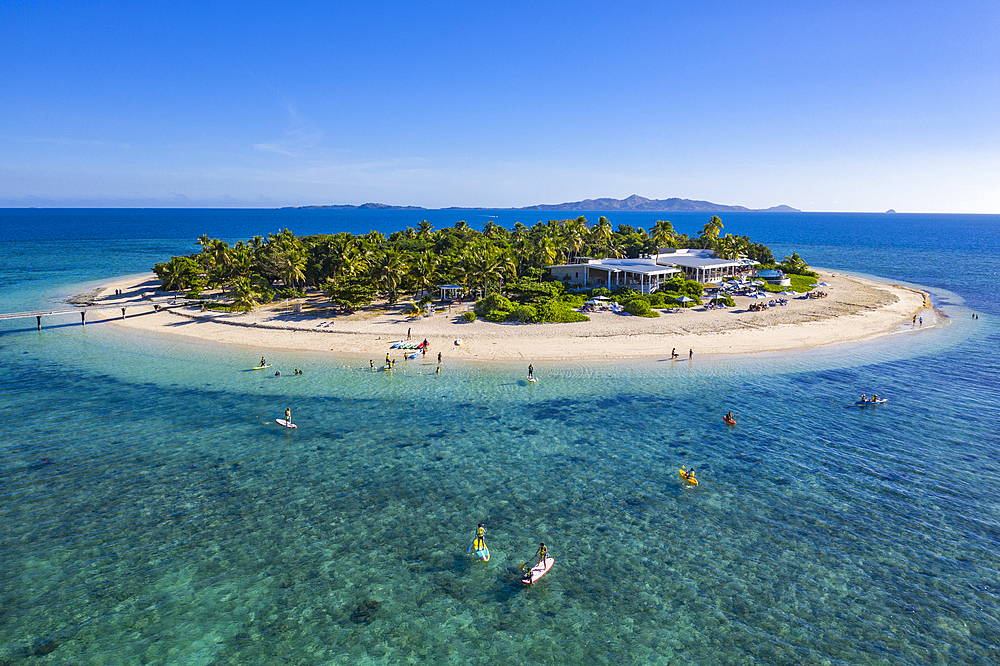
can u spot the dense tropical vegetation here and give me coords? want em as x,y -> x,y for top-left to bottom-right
153,215 -> 801,321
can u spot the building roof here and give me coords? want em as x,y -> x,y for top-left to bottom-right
551,258 -> 680,276
654,249 -> 743,270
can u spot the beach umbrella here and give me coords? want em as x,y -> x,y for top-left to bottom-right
676,295 -> 694,308
819,282 -> 830,286
593,295 -> 610,301
810,283 -> 821,287
752,280 -> 765,285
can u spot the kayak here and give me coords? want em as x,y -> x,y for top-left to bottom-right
521,557 -> 554,584
679,468 -> 698,486
856,399 -> 887,406
723,416 -> 736,425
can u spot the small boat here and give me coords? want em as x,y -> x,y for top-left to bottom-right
855,398 -> 887,406
723,415 -> 736,425
679,467 -> 698,486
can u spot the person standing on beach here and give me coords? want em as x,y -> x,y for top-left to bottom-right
437,351 -> 442,364
689,349 -> 693,360
407,327 -> 411,340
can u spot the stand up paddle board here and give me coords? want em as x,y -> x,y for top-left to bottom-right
475,543 -> 490,562
522,557 -> 553,584
275,419 -> 297,429
528,376 -> 537,383
252,364 -> 272,370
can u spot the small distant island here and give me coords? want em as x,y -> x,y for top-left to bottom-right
283,195 -> 799,213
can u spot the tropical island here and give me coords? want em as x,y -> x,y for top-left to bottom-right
91,215 -> 930,361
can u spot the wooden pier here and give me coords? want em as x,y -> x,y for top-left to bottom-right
0,302 -> 187,329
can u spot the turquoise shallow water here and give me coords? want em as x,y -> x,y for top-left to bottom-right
1,209 -> 999,665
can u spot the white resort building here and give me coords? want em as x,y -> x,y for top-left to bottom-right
548,249 -> 754,294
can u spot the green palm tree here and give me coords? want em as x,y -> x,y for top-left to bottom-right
590,216 -> 613,248
279,249 -> 307,291
371,250 -> 408,303
230,276 -> 261,312
155,256 -> 202,292
651,220 -> 676,249
411,251 -> 440,298
417,220 -> 434,238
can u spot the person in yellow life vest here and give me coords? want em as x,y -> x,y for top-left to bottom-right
473,523 -> 486,550
535,542 -> 547,565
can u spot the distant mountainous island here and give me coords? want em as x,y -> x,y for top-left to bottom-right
284,195 -> 799,213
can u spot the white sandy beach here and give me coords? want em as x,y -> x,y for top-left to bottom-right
69,270 -> 935,362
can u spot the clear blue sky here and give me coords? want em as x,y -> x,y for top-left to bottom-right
2,0 -> 998,212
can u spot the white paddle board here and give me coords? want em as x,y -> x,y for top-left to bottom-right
528,377 -> 537,383
275,419 -> 297,429
522,557 -> 553,584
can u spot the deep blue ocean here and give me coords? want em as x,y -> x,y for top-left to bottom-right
1,208 -> 998,665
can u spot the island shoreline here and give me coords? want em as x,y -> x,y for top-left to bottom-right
62,269 -> 943,363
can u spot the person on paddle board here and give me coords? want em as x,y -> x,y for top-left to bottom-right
260,357 -> 266,367
528,364 -> 534,380
474,523 -> 486,550
535,542 -> 547,565
285,407 -> 291,424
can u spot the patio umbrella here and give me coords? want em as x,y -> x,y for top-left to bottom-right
752,280 -> 765,285
676,296 -> 694,307
810,283 -> 821,287
593,295 -> 611,301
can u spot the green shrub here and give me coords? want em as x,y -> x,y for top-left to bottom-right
648,292 -> 667,307
507,304 -> 540,323
560,293 -> 586,308
185,287 -> 203,298
538,300 -> 589,323
474,293 -> 514,317
590,287 -> 612,298
485,309 -> 510,322
461,311 -> 477,322
624,299 -> 658,317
